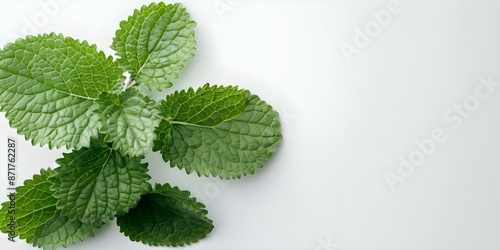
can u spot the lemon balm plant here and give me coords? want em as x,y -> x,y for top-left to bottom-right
0,2 -> 282,249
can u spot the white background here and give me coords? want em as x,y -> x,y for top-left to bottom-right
1,0 -> 500,249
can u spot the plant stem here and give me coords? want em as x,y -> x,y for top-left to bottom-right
125,78 -> 136,88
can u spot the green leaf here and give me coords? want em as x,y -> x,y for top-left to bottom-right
97,88 -> 161,157
117,183 -> 213,246
0,168 -> 96,249
112,2 -> 196,91
0,33 -> 124,150
154,84 -> 282,178
51,139 -> 151,225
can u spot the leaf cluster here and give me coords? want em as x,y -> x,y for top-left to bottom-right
0,2 -> 281,249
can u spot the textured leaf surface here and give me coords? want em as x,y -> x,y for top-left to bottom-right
152,119 -> 173,154
117,183 -> 213,246
154,84 -> 282,178
159,84 -> 247,126
97,88 -> 161,157
52,139 -> 151,225
31,211 -> 96,250
112,2 -> 196,91
0,33 -> 124,149
0,169 -> 96,249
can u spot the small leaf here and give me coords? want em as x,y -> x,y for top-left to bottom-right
112,2 -> 196,91
117,183 -> 213,246
154,84 -> 282,178
97,88 -> 161,157
0,168 -> 96,249
0,33 -> 124,150
51,139 -> 151,225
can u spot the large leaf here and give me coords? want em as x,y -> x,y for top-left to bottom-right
112,2 -> 196,91
154,84 -> 282,178
97,88 -> 161,157
117,183 -> 213,246
0,33 -> 124,149
0,168 -> 96,250
51,139 -> 151,225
